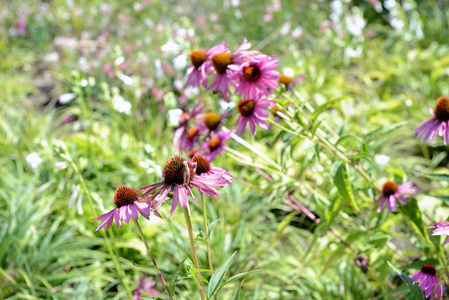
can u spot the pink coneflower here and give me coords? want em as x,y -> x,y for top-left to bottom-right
425,222 -> 449,245
186,50 -> 209,88
279,73 -> 306,91
235,98 -> 276,135
182,124 -> 206,152
411,264 -> 443,299
133,275 -> 160,300
191,154 -> 233,186
173,101 -> 204,152
139,156 -> 226,216
203,112 -> 223,132
92,186 -> 161,232
372,181 -> 416,213
415,96 -> 449,145
228,55 -> 280,99
200,131 -> 231,161
206,39 -> 257,100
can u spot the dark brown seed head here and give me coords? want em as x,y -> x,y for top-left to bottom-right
163,156 -> 194,185
237,99 -> 255,117
211,52 -> 232,74
434,96 -> 449,121
382,180 -> 398,197
204,113 -> 221,131
114,186 -> 139,208
279,74 -> 293,86
191,154 -> 211,175
187,127 -> 199,141
421,264 -> 437,276
208,137 -> 221,151
243,65 -> 261,82
190,50 -> 207,69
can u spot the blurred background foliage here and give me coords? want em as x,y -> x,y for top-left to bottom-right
1,0 -> 449,299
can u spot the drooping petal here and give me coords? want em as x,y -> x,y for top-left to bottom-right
170,185 -> 179,217
128,204 -> 139,220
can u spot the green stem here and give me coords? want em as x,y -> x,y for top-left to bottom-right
201,193 -> 214,275
64,149 -> 133,299
183,207 -> 206,300
133,219 -> 173,300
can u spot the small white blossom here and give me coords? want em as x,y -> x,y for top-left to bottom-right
26,152 -> 43,169
168,108 -> 183,126
112,96 -> 132,115
375,154 -> 390,166
59,93 -> 77,104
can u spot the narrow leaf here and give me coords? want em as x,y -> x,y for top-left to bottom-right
311,95 -> 351,122
388,261 -> 426,300
230,280 -> 245,300
418,172 -> 449,183
330,161 -> 360,214
207,251 -> 238,299
169,257 -> 187,294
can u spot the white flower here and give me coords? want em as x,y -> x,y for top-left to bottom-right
173,54 -> 188,70
346,13 -> 365,36
292,26 -> 303,38
117,74 -> 135,86
184,86 -> 199,99
375,154 -> 390,166
280,22 -> 291,36
26,152 -> 43,169
282,67 -> 295,77
168,108 -> 183,126
114,56 -> 125,66
161,40 -> 181,54
59,93 -> 77,104
54,161 -> 67,170
112,96 -> 132,115
219,99 -> 235,111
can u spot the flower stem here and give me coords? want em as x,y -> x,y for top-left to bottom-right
201,193 -> 214,274
132,219 -> 173,300
183,207 -> 206,300
64,148 -> 133,299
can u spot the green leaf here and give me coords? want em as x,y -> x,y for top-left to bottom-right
207,251 -> 238,299
230,280 -> 245,300
330,161 -> 360,214
400,198 -> 431,248
219,269 -> 261,290
311,95 -> 351,122
387,261 -> 426,300
207,219 -> 220,238
418,172 -> 449,182
169,257 -> 187,294
363,122 -> 407,142
132,260 -> 157,270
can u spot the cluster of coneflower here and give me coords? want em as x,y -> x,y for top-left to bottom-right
173,39 -> 304,162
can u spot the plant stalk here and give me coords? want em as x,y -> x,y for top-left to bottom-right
133,219 -> 173,300
183,207 -> 206,300
201,193 -> 214,274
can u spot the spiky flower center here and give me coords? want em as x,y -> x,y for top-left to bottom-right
192,154 -> 211,175
190,50 -> 207,69
114,185 -> 138,208
279,74 -> 293,85
212,52 -> 232,74
188,148 -> 197,158
163,156 -> 194,185
238,99 -> 255,117
243,65 -> 261,82
187,127 -> 199,141
382,180 -> 398,197
421,264 -> 437,276
209,137 -> 221,151
434,96 -> 449,121
204,112 -> 221,131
